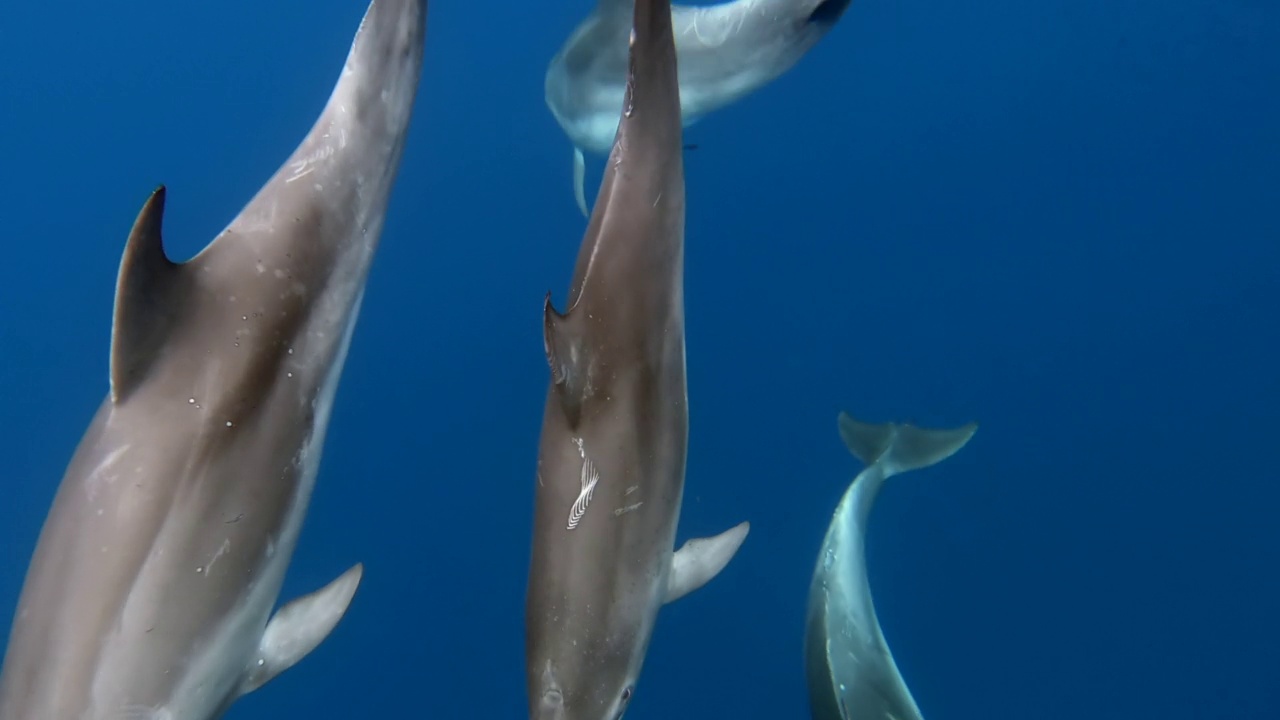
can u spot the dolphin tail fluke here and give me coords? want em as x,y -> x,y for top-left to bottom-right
837,411 -> 977,477
664,521 -> 750,603
237,562 -> 365,695
573,147 -> 589,217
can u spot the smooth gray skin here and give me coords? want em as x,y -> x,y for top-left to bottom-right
805,412 -> 978,720
0,2 -> 425,718
526,1 -> 749,719
546,0 -> 854,214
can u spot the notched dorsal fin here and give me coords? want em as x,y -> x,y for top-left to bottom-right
665,521 -> 751,604
110,185 -> 185,404
837,411 -> 978,475
543,292 -> 589,425
238,562 -> 364,696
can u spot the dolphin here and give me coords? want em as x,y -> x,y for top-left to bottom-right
525,0 -> 750,718
0,2 -> 425,717
805,412 -> 978,720
546,0 -> 854,215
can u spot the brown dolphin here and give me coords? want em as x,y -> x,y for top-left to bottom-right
0,2 -> 426,718
525,0 -> 749,718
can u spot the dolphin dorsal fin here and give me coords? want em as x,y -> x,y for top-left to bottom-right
109,186 -> 186,404
542,293 -> 590,427
238,562 -> 364,696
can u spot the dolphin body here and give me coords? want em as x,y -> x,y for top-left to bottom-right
0,2 -> 425,717
546,0 -> 854,215
805,412 -> 978,720
525,0 -> 750,718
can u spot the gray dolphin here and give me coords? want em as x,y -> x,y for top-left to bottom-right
546,0 -> 854,215
805,412 -> 977,720
0,2 -> 425,718
525,0 -> 749,718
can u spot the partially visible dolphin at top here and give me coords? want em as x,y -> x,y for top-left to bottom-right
0,2 -> 426,718
546,0 -> 854,215
525,0 -> 749,718
805,412 -> 977,720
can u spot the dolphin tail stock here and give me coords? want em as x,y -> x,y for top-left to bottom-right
573,147 -> 589,217
837,411 -> 977,478
237,563 -> 365,696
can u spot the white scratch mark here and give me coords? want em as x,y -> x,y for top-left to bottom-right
84,443 -> 131,502
202,538 -> 231,576
567,439 -> 599,530
286,143 -> 337,183
613,501 -> 643,517
118,704 -> 174,720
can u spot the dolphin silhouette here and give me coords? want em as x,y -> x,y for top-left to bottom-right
805,412 -> 977,720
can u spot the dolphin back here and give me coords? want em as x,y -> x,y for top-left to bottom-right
0,2 -> 426,718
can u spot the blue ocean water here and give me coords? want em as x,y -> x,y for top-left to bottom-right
0,0 -> 1276,718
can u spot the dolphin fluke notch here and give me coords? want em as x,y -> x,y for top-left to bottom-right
238,562 -> 365,696
837,411 -> 977,476
110,185 -> 187,404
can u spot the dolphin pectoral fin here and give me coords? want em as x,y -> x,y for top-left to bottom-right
238,562 -> 364,695
110,186 -> 187,404
837,411 -> 977,476
665,521 -> 751,604
573,147 -> 589,217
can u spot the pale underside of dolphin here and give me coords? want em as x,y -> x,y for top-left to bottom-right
546,0 -> 854,215
525,0 -> 749,718
0,2 -> 425,718
805,412 -> 977,720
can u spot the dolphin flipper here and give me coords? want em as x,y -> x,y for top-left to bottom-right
573,147 -> 589,217
837,411 -> 977,476
665,521 -> 751,603
238,563 -> 364,695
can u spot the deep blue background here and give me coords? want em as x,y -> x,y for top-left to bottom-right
1,0 -> 1276,718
